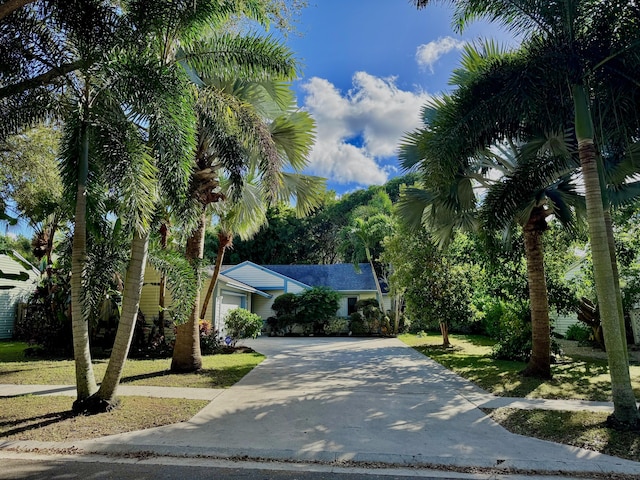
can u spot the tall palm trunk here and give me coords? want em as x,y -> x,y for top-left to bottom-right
171,213 -> 205,372
574,85 -> 639,425
521,207 -> 551,379
158,222 -> 168,338
81,231 -> 149,411
70,119 -> 98,404
200,230 -> 232,319
365,247 -> 385,312
603,209 -> 628,362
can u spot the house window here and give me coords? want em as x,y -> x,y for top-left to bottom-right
347,297 -> 358,315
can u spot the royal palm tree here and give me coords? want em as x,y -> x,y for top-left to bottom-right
91,1 -> 299,406
171,75 -> 322,372
340,213 -> 394,312
400,126 -> 583,378
410,0 -> 640,427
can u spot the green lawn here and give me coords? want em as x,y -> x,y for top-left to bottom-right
0,341 -> 262,443
486,408 -> 640,463
0,341 -> 264,388
399,333 -> 640,401
400,332 -> 640,462
0,395 -> 208,442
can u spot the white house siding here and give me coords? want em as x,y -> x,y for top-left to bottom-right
549,310 -> 579,337
253,289 -> 284,319
0,289 -> 26,339
337,292 -> 378,317
224,264 -> 286,289
286,282 -> 306,294
337,297 -> 350,317
0,254 -> 38,340
382,295 -> 392,313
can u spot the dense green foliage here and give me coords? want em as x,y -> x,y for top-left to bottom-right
384,225 -> 473,334
224,308 -> 263,345
210,173 -> 419,265
349,298 -> 388,335
269,287 -> 341,335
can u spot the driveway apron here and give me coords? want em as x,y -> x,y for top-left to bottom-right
78,337 -> 639,473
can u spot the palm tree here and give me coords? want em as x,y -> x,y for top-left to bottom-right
199,179 -> 268,322
199,170 -> 324,320
400,128 -> 582,377
172,75 -> 322,372
1,0 -> 137,402
340,213 -> 394,312
91,2 -> 300,405
480,144 -> 583,378
410,0 -> 640,427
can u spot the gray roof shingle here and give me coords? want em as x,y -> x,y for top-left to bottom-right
262,263 -> 377,292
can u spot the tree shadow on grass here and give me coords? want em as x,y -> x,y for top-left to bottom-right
412,343 -> 616,400
119,365 -> 255,388
0,410 -> 74,439
120,370 -> 173,383
487,408 -> 640,462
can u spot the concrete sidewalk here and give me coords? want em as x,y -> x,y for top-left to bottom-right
2,337 -> 639,477
0,383 -> 225,400
0,384 -> 623,412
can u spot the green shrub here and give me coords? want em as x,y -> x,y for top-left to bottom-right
490,301 -> 532,362
271,293 -> 299,317
491,320 -> 533,362
490,301 -> 561,362
198,319 -> 221,354
349,312 -> 367,335
15,270 -> 73,357
298,287 -> 341,334
565,323 -> 591,343
479,299 -> 506,339
325,317 -> 349,335
225,308 -> 263,346
354,298 -> 382,333
271,287 -> 341,335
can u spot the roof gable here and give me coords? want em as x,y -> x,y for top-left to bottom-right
222,261 -> 310,291
0,251 -> 39,288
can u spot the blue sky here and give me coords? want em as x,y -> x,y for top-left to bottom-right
282,1 -> 517,194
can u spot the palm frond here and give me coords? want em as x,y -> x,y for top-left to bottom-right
148,246 -> 198,325
277,173 -> 325,217
181,33 -> 297,83
270,111 -> 316,172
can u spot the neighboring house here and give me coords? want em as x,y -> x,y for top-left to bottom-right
221,261 -> 390,319
139,261 -> 389,339
0,251 -> 39,340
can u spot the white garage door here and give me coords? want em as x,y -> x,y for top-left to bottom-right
217,294 -> 243,338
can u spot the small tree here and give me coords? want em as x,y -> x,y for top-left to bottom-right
225,308 -> 263,346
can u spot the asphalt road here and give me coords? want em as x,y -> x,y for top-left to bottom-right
0,457 -> 486,480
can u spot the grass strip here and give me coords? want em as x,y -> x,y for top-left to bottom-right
485,407 -> 640,463
0,342 -> 264,388
0,395 -> 208,442
400,333 -> 640,401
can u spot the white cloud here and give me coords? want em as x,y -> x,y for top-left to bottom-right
301,72 -> 431,186
416,36 -> 466,72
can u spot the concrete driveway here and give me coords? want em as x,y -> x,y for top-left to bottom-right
77,337 -> 639,475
